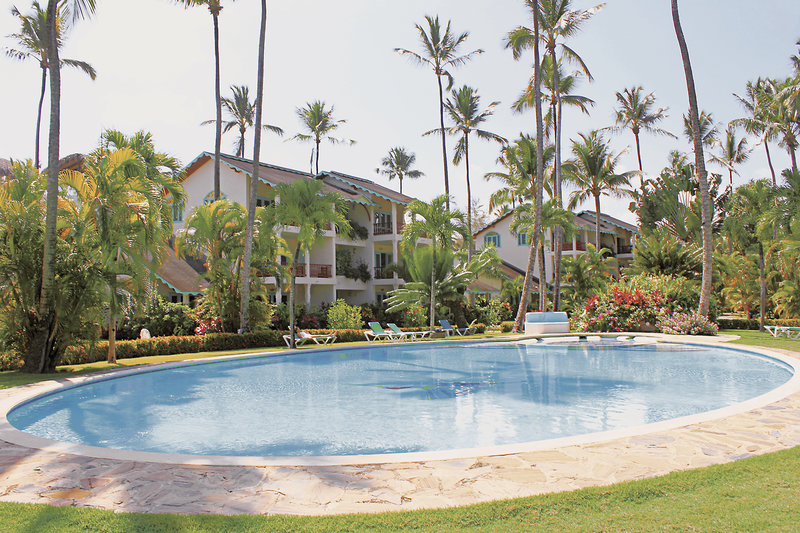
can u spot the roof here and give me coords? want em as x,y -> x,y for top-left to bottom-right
182,152 -> 381,206
473,209 -> 513,237
322,171 -> 415,205
473,207 -> 639,238
155,246 -> 209,295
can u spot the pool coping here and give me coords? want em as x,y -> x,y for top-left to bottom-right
1,334 -> 798,467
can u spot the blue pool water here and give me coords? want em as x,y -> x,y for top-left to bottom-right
7,341 -> 793,457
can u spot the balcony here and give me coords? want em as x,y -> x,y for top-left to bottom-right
291,263 -> 332,278
373,223 -> 393,236
562,241 -> 587,252
617,244 -> 633,255
374,266 -> 394,279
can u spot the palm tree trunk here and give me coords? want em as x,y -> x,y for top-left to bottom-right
594,194 -> 602,249
289,244 -> 301,348
437,73 -> 450,211
239,126 -> 246,158
465,134 -> 472,260
399,177 -> 403,195
107,276 -> 117,364
430,238 -> 437,331
789,145 -> 798,174
759,242 -> 765,333
212,9 -> 223,201
634,130 -> 644,177
315,137 -> 320,175
672,0 -> 713,317
552,49 -> 564,312
513,3 -> 544,334
33,0 -> 61,373
538,241 -> 546,311
729,168 -> 734,188
764,141 -> 776,187
35,66 -> 47,169
240,0 -> 267,334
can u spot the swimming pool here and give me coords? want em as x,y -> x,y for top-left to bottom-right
4,339 -> 795,461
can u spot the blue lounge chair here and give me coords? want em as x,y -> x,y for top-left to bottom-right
439,319 -> 469,336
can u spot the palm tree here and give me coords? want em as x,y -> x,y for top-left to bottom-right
485,139 -> 555,214
709,126 -> 750,188
202,85 -> 283,159
6,1 -> 96,169
507,0 -> 601,313
672,0 -> 713,317
432,85 -> 507,240
375,147 -> 424,195
566,131 -> 635,249
734,78 -> 780,185
178,0 -> 232,201
396,15 -> 483,211
269,179 -> 350,348
609,86 -> 674,185
31,0 -> 97,373
682,109 -> 719,148
290,100 -> 354,176
401,195 -> 470,331
240,0 -> 267,334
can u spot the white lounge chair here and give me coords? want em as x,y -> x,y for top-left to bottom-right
283,329 -> 336,347
365,322 -> 396,342
387,323 -> 431,341
765,325 -> 800,339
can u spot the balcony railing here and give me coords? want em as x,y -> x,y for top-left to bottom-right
374,266 -> 394,279
373,223 -> 393,235
617,244 -> 633,254
290,263 -> 332,278
562,241 -> 587,251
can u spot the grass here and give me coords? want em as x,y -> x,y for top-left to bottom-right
0,330 -> 798,531
0,446 -> 798,532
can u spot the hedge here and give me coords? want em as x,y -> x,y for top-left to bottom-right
716,318 -> 800,330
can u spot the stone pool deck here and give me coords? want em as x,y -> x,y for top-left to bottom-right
0,337 -> 799,516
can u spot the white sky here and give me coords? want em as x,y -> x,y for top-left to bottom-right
1,0 -> 799,224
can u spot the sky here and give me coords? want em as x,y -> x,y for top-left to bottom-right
1,0 -> 799,224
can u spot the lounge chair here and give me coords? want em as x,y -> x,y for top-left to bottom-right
283,329 -> 337,347
765,325 -> 800,339
386,323 -> 431,341
439,319 -> 469,336
364,322 -> 396,342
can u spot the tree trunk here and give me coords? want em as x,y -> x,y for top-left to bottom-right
35,66 -> 47,169
672,0 -> 713,317
759,242 -> 766,333
465,134 -> 472,260
551,46 -> 564,313
239,126 -> 246,158
315,137 -> 320,175
538,241 -> 546,311
437,73 -> 450,211
594,194 -> 602,249
289,244 -> 301,348
240,0 -> 267,334
764,141 -> 776,187
32,0 -> 61,373
107,276 -> 117,364
430,239 -> 437,331
212,10 -> 222,201
513,3 -> 544,333
634,129 -> 643,176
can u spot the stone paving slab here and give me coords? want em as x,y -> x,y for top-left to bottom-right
0,343 -> 799,516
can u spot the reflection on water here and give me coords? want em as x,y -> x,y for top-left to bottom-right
8,342 -> 792,456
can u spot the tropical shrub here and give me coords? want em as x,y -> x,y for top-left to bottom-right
657,312 -> 719,335
327,299 -> 364,330
401,302 -> 428,328
574,287 -> 668,333
628,232 -> 702,279
117,298 -> 199,340
716,318 -> 800,330
500,321 -> 514,333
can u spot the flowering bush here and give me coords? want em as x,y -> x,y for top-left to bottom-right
194,317 -> 222,335
401,302 -> 428,328
327,299 -> 363,330
657,312 -> 719,336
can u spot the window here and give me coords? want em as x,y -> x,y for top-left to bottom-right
172,204 -> 183,222
517,232 -> 529,246
375,252 -> 392,279
170,293 -> 182,304
256,196 -> 273,207
374,211 -> 392,235
203,191 -> 227,204
484,232 -> 501,248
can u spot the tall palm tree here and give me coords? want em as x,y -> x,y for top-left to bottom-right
179,0 -> 232,201
485,139 -> 555,214
31,0 -> 97,373
375,147 -> 424,195
672,0 -> 713,317
507,0 -> 601,313
6,1 -> 96,169
734,78 -> 779,185
396,15 -> 483,211
202,85 -> 283,159
240,0 -> 267,334
506,1 -> 546,333
709,126 -> 751,188
290,100 -> 354,176
432,85 -> 507,240
566,131 -> 635,249
609,86 -> 675,185
269,179 -> 350,348
401,194 -> 470,331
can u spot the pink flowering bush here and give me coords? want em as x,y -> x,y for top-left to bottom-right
657,312 -> 718,336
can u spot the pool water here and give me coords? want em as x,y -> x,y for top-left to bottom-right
7,341 -> 793,457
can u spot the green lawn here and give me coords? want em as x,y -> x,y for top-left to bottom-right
0,330 -> 798,531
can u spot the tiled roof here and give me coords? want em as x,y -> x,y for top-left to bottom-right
155,246 -> 209,295
322,171 -> 415,205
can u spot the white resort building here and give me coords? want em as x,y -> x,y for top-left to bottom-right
157,152 -> 415,308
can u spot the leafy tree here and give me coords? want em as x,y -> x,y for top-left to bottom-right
375,147 -> 424,195
682,109 -> 720,148
268,179 -> 350,348
202,85 -> 284,159
608,86 -> 674,184
733,78 -> 781,185
396,15 -> 483,211
710,126 -> 750,189
565,130 -> 634,248
672,0 -> 714,317
178,0 -> 232,201
486,138 -> 555,214
400,194 -> 470,330
6,1 -> 96,169
432,85 -> 506,239
291,100 -> 354,175
560,244 -> 617,313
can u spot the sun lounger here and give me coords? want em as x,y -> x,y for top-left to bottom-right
364,322 -> 396,342
386,323 -> 431,341
439,319 -> 469,336
765,325 -> 800,339
283,329 -> 336,347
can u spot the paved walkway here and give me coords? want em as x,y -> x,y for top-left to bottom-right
1,340 -> 799,516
